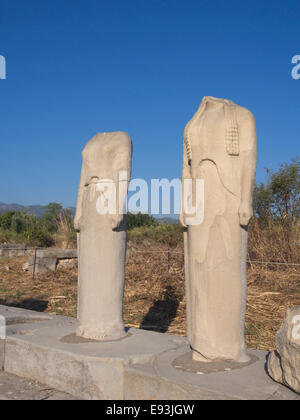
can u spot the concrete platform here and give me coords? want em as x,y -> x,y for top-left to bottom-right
0,304 -> 299,400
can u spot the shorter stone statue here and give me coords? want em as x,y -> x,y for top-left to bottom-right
74,131 -> 132,341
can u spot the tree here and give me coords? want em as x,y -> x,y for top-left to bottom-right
270,158 -> 300,225
253,158 -> 300,226
0,211 -> 16,230
253,183 -> 273,222
42,203 -> 64,232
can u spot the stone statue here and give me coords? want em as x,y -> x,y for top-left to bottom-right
74,131 -> 132,341
180,96 -> 257,363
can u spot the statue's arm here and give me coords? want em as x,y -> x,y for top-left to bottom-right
238,109 -> 257,226
110,141 -> 132,230
180,130 -> 192,227
74,162 -> 86,232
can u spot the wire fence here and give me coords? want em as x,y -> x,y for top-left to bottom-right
127,249 -> 300,268
1,246 -> 300,278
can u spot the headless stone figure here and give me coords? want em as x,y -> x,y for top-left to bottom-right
180,97 -> 257,362
75,132 -> 132,341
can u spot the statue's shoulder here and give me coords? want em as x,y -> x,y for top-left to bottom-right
234,104 -> 256,124
82,132 -> 132,158
111,131 -> 132,148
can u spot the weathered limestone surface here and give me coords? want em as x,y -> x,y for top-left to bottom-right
1,305 -> 299,400
267,307 -> 300,394
180,96 -> 257,363
75,132 -> 132,341
0,339 -> 4,370
124,348 -> 299,401
0,305 -> 52,371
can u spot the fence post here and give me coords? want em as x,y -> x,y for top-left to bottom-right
32,247 -> 37,280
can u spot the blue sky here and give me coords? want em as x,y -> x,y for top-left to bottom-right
0,0 -> 299,209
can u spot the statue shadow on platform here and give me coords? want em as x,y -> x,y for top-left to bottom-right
0,298 -> 48,313
140,285 -> 180,333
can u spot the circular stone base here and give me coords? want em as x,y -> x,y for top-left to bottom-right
172,351 -> 259,375
60,331 -> 131,344
75,324 -> 129,342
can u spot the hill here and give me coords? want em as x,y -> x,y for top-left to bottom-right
0,203 -> 75,218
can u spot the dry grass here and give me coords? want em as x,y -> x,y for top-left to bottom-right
248,218 -> 300,265
0,237 -> 299,351
246,265 -> 300,350
53,213 -> 77,249
0,256 -> 78,317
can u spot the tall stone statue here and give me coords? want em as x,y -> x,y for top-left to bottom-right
180,96 -> 257,363
74,131 -> 132,341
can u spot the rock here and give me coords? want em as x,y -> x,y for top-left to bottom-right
22,262 -> 29,272
267,306 -> 300,394
5,266 -> 11,272
267,351 -> 284,384
57,258 -> 77,269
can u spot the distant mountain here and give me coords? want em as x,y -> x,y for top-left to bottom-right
0,203 -> 76,218
0,203 -> 178,223
154,215 -> 179,224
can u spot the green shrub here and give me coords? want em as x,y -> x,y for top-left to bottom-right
127,212 -> 158,230
0,211 -> 54,247
0,211 -> 17,230
128,223 -> 183,248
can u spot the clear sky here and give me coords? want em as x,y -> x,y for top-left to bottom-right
0,0 -> 299,208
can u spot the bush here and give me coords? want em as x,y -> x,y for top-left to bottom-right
251,158 -> 300,264
254,158 -> 300,226
0,211 -> 18,230
0,211 -> 54,247
127,212 -> 158,230
128,223 -> 183,248
22,220 -> 54,247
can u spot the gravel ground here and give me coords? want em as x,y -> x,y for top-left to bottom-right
0,371 -> 78,400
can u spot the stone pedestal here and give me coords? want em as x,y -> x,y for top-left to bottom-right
1,305 -> 298,400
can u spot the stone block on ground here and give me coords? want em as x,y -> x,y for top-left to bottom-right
0,244 -> 33,257
25,248 -> 77,274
